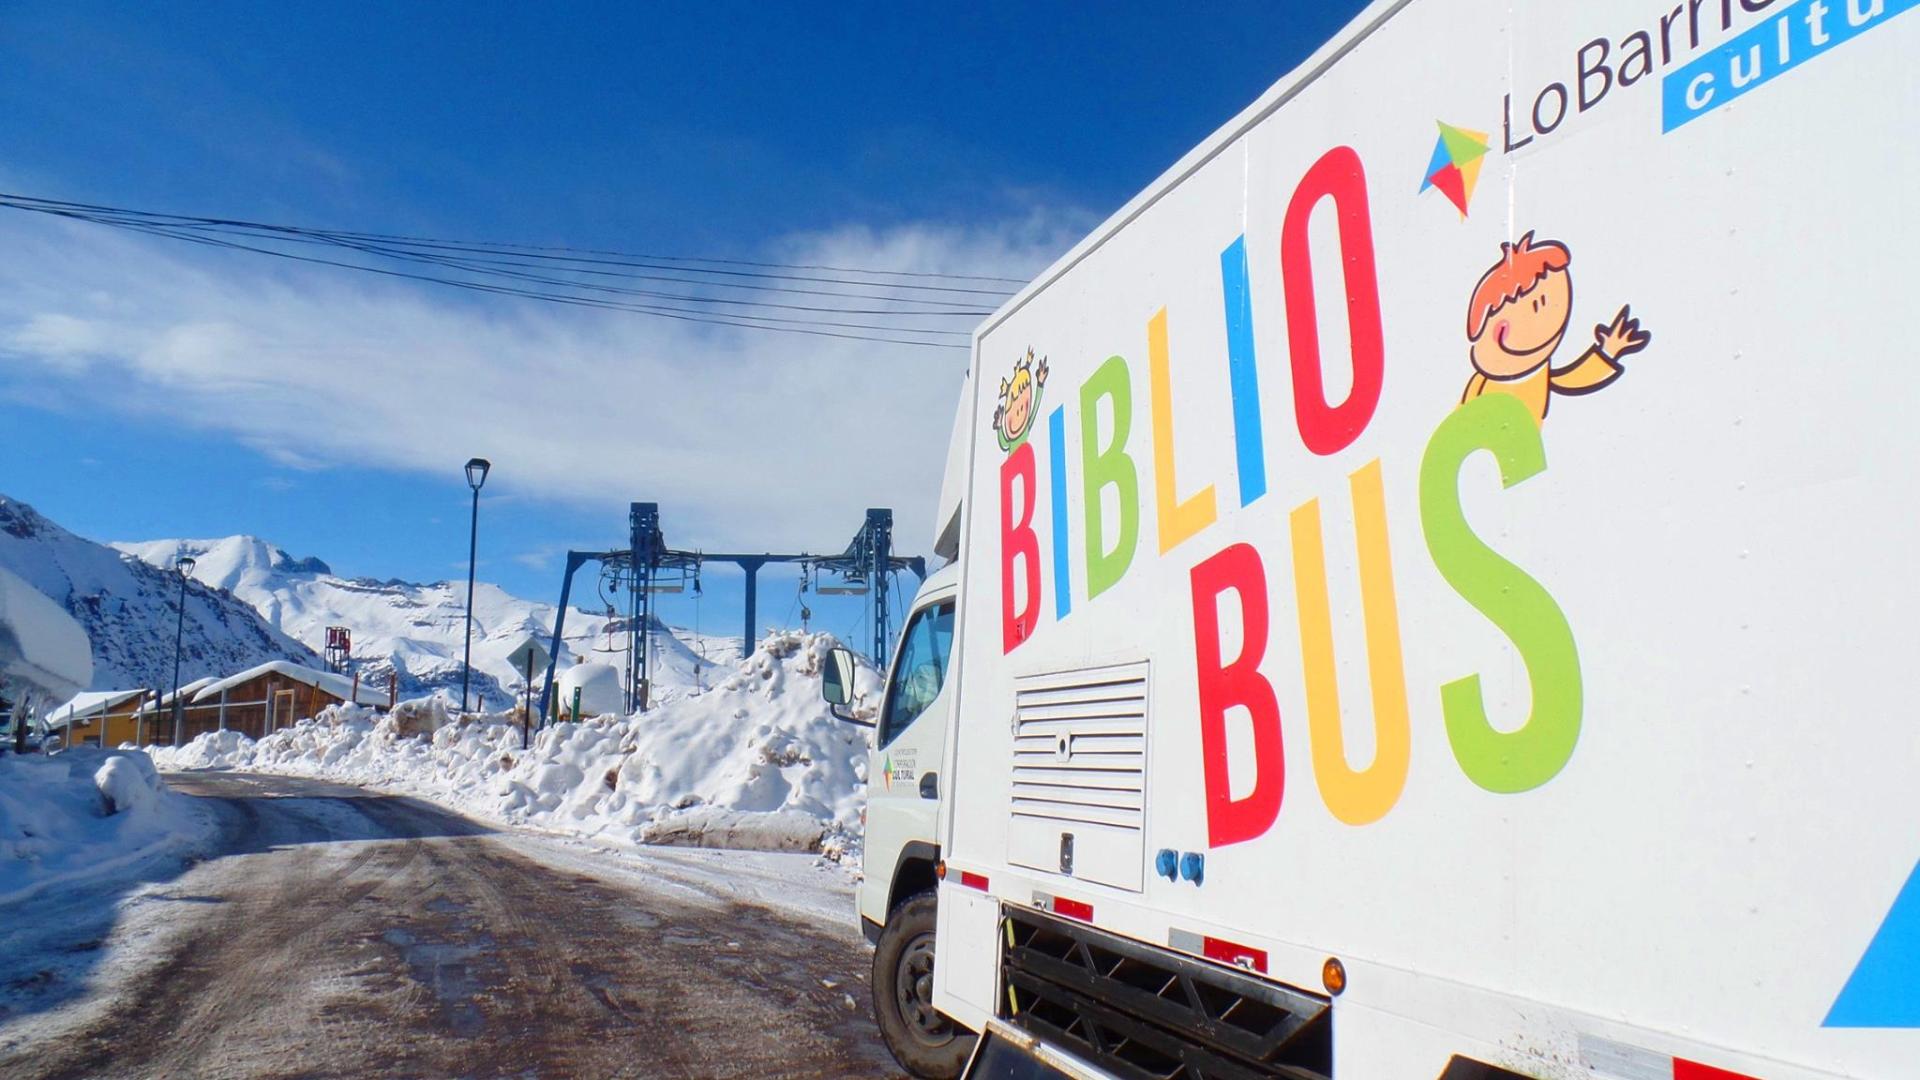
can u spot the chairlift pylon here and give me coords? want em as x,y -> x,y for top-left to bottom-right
538,503 -> 926,726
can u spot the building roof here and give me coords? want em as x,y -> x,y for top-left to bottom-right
191,660 -> 387,707
53,688 -> 147,724
135,676 -> 217,715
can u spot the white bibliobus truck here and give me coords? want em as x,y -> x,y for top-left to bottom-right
822,0 -> 1919,1076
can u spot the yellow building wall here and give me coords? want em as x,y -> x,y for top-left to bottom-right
103,711 -> 146,747
60,707 -> 149,748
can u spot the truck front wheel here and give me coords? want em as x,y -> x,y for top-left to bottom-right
872,890 -> 975,1078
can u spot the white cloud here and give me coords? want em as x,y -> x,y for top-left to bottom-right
0,210 -> 1089,553
8,313 -> 104,372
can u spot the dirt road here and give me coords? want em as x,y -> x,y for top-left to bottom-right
0,772 -> 897,1079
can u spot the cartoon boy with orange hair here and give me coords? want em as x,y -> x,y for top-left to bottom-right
1461,231 -> 1651,424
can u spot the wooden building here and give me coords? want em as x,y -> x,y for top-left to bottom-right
51,688 -> 148,748
183,661 -> 387,740
128,677 -> 218,747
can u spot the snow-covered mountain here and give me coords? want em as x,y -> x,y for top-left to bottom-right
0,497 -> 319,692
113,534 -> 739,710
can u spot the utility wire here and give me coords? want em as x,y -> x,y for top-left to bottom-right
0,194 -> 1022,292
0,193 -> 1013,349
185,221 -> 998,310
62,210 -> 969,347
37,204 -> 1002,307
300,224 -> 1030,284
237,224 -> 993,317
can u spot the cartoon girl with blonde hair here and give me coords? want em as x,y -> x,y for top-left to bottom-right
994,348 -> 1048,451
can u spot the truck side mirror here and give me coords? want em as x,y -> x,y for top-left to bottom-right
820,646 -> 870,725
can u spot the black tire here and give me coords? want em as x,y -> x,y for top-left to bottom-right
871,890 -> 975,1079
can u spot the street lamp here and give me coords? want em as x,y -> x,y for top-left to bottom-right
460,457 -> 490,714
170,554 -> 196,746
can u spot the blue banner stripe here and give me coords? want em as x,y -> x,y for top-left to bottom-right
1664,0 -> 1917,132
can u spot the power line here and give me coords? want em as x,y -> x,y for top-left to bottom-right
222,224 -> 998,310
48,209 -> 970,348
0,194 -> 1023,293
0,192 -> 1019,349
312,228 -> 1031,284
0,196 -> 999,307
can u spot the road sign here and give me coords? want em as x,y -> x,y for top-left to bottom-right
504,636 -> 550,678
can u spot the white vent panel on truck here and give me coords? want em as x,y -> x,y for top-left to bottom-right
1006,663 -> 1149,892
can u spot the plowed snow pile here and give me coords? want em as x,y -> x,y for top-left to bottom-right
0,747 -> 211,904
152,631 -> 882,858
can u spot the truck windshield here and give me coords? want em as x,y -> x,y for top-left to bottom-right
879,599 -> 954,747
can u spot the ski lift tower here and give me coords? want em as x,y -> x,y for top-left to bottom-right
536,503 -> 924,726
813,508 -> 911,667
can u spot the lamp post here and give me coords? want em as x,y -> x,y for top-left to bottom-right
170,554 -> 196,746
460,457 -> 490,714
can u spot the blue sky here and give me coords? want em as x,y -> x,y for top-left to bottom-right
0,1 -> 1366,638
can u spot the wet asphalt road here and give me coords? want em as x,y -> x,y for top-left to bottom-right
0,772 -> 897,1080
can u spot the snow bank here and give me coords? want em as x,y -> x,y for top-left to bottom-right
557,661 -> 625,718
153,631 -> 883,858
161,727 -> 257,770
0,747 -> 211,904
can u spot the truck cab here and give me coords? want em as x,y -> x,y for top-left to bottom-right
819,366 -> 982,1076
824,562 -> 972,1078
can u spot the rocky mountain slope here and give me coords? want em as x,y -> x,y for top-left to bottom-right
0,497 -> 318,693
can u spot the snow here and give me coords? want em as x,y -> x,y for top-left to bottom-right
92,756 -> 158,814
114,534 -> 742,710
50,688 -> 145,722
0,564 -> 93,702
145,675 -> 217,713
556,662 -> 625,718
190,659 -> 389,707
0,747 -> 212,905
159,727 -> 255,770
151,630 -> 883,859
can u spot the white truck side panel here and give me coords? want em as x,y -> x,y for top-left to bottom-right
938,0 -> 1919,1076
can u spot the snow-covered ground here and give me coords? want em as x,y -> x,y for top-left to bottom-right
0,747 -> 213,906
0,770 -> 887,1077
150,630 -> 883,861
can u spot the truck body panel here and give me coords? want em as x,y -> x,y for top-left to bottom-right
932,0 -> 1920,1076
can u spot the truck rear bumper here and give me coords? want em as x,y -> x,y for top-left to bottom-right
999,904 -> 1331,1079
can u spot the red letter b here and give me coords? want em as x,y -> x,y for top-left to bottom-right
1190,543 -> 1285,847
1001,441 -> 1042,652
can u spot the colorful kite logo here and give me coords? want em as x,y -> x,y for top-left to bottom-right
1420,121 -> 1491,217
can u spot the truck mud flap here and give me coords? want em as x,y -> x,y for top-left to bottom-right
999,905 -> 1332,1080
